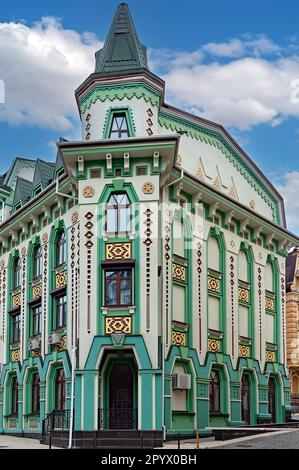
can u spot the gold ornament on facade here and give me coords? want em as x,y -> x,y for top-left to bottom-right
208,276 -> 220,293
176,155 -> 182,166
172,263 -> 186,282
238,287 -> 250,303
12,294 -> 21,308
55,335 -> 67,351
228,186 -> 237,200
213,177 -> 221,190
31,349 -> 41,358
172,331 -> 186,346
12,349 -> 21,362
56,271 -> 67,289
71,211 -> 79,224
266,350 -> 276,362
208,338 -> 221,353
42,233 -> 49,245
32,284 -> 42,299
20,246 -> 27,258
142,182 -> 155,194
239,345 -> 250,358
249,200 -> 256,209
265,297 -> 275,312
105,316 -> 132,335
82,185 -> 95,198
0,260 -> 5,270
106,242 -> 132,260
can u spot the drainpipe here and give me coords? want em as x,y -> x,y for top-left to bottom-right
164,169 -> 184,189
0,198 -> 5,224
68,346 -> 77,449
55,180 -> 78,201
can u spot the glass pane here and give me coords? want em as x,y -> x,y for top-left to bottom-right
120,278 -> 131,305
107,207 -> 117,233
106,279 -> 117,306
119,207 -> 131,232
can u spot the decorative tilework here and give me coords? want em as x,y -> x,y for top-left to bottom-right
208,276 -> 220,293
142,182 -> 155,194
12,294 -> 21,307
230,255 -> 235,357
12,349 -> 21,362
172,330 -> 186,346
82,185 -> 95,198
105,316 -> 132,334
266,350 -> 276,362
55,335 -> 67,351
172,263 -> 186,282
56,271 -> 67,289
143,208 -> 153,332
239,345 -> 250,358
164,216 -> 171,346
265,296 -> 275,311
32,284 -> 42,299
106,242 -> 132,260
208,338 -> 221,352
238,287 -> 250,303
197,243 -> 202,353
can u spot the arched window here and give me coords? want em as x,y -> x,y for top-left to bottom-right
32,373 -> 40,413
209,369 -> 221,413
11,376 -> 18,415
56,231 -> 66,267
207,235 -> 223,333
109,113 -> 129,139
106,193 -> 131,234
33,246 -> 42,278
13,258 -> 21,289
55,368 -> 66,410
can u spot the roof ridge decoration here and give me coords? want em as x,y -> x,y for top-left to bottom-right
158,110 -> 280,224
95,3 -> 149,74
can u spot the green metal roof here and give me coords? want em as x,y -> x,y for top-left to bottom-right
12,177 -> 33,207
32,159 -> 55,192
95,3 -> 149,74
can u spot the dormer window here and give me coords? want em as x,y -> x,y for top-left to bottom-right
109,113 -> 130,139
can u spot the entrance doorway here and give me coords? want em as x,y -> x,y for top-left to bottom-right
108,363 -> 135,429
268,377 -> 276,423
241,374 -> 250,424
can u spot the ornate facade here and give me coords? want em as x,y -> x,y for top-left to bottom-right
286,247 -> 299,412
0,3 -> 298,444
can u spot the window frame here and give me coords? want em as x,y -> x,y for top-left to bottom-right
109,112 -> 130,139
56,231 -> 66,267
54,294 -> 67,330
33,246 -> 42,279
104,268 -> 133,307
11,376 -> 18,415
11,311 -> 21,344
13,258 -> 22,290
31,372 -> 40,414
105,192 -> 132,235
55,368 -> 66,411
31,303 -> 42,337
209,369 -> 221,414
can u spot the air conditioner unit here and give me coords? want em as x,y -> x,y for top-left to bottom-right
28,338 -> 41,351
48,332 -> 61,345
172,373 -> 191,390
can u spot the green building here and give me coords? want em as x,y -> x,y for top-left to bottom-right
0,3 -> 298,447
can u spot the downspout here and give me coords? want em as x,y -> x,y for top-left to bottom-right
55,180 -> 78,201
164,169 -> 184,189
0,198 -> 5,224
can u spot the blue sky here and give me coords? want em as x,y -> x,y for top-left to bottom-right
1,0 -> 299,230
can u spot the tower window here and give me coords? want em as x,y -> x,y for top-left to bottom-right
109,113 -> 130,139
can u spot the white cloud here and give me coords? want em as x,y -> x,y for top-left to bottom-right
156,55 -> 299,130
202,35 -> 281,58
0,17 -> 102,131
276,172 -> 299,233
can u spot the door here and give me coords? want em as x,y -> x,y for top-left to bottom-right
241,374 -> 250,424
268,377 -> 276,423
108,363 -> 134,429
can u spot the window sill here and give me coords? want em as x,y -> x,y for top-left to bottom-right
102,306 -> 135,314
210,412 -> 229,418
9,342 -> 20,350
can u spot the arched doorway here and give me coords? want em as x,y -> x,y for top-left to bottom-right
268,376 -> 276,423
241,374 -> 250,424
108,362 -> 135,429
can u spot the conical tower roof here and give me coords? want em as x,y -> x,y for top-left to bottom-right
95,3 -> 149,74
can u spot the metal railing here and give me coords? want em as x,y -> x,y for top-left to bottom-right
42,409 -> 72,436
98,408 -> 137,430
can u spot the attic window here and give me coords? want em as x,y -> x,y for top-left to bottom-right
34,185 -> 42,197
14,201 -> 22,212
109,113 -> 130,139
